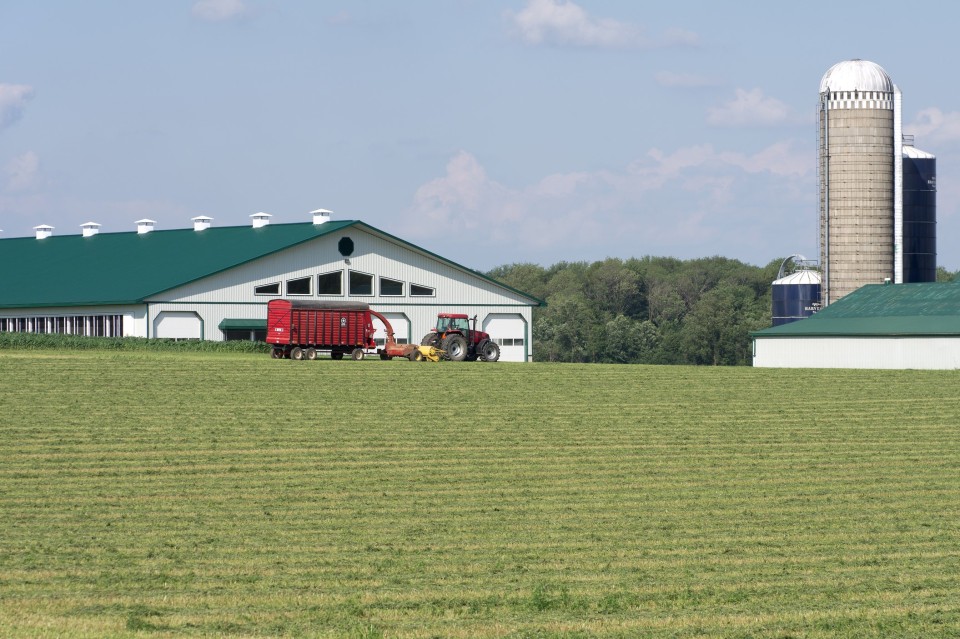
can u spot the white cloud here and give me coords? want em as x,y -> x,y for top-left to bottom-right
4,151 -> 41,192
0,84 -> 34,131
191,0 -> 247,22
506,0 -> 697,49
908,107 -> 960,145
707,88 -> 790,127
405,143 -> 814,266
654,71 -> 720,88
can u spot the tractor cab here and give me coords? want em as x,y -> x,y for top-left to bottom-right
435,314 -> 470,334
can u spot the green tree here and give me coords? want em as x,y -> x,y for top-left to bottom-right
680,284 -> 767,365
600,315 -> 661,364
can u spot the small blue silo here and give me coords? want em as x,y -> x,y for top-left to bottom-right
772,269 -> 821,326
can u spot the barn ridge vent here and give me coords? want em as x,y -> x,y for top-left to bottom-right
81,222 -> 101,237
34,224 -> 54,239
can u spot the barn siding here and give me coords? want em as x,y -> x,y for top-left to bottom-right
753,336 -> 960,369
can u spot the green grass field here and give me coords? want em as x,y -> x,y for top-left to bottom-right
1,350 -> 959,638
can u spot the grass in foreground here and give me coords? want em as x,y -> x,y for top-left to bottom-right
1,350 -> 959,638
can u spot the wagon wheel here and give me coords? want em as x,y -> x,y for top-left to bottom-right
305,348 -> 317,360
271,348 -> 283,359
290,347 -> 304,360
351,348 -> 365,361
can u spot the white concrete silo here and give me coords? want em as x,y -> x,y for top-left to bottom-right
818,59 -> 900,305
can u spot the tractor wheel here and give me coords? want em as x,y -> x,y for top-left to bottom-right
480,340 -> 501,362
331,351 -> 344,360
305,348 -> 317,360
271,348 -> 283,359
408,350 -> 423,362
421,333 -> 439,347
290,347 -> 304,360
351,348 -> 365,361
442,334 -> 468,361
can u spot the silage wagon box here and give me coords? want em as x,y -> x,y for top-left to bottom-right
266,299 -> 376,360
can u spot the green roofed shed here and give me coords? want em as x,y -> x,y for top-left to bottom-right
752,281 -> 960,368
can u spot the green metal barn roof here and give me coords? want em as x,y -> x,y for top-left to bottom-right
753,282 -> 960,338
0,221 -> 543,309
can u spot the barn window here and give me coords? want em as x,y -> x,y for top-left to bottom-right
380,277 -> 404,296
410,283 -> 434,297
254,282 -> 280,295
317,271 -> 343,295
349,271 -> 373,296
286,276 -> 311,295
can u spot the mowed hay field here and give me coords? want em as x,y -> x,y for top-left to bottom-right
1,352 -> 960,638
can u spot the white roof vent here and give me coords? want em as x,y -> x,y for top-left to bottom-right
191,215 -> 213,231
34,224 -> 54,240
311,208 -> 332,225
136,219 -> 156,234
80,222 -> 101,237
250,212 -> 272,228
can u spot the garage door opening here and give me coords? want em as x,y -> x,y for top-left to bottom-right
482,313 -> 527,362
153,311 -> 202,340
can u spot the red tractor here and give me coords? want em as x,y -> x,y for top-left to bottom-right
420,313 -> 500,362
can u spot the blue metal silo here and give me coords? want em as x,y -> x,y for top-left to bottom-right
772,270 -> 821,326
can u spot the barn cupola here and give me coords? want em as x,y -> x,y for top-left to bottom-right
34,224 -> 54,239
80,222 -> 101,237
311,209 -> 332,225
136,219 -> 156,234
251,212 -> 272,228
191,215 -> 213,231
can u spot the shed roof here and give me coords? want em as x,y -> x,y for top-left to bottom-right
753,282 -> 960,338
0,220 -> 543,309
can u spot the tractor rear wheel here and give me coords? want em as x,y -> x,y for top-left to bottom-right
442,334 -> 468,361
421,333 -> 439,347
480,340 -> 501,362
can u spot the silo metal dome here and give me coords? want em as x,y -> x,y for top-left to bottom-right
819,59 -> 893,94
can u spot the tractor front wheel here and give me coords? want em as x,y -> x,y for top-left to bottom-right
479,340 -> 501,362
442,334 -> 468,361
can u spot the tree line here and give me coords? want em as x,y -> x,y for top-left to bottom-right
488,258 -> 960,366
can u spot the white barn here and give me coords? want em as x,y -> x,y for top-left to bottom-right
753,281 -> 960,369
0,214 -> 542,362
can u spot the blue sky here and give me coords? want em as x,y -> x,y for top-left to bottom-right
2,1 -> 959,271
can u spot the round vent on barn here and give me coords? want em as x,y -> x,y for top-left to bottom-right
338,237 -> 354,257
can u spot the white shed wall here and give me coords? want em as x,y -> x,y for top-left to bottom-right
140,226 -> 536,358
754,337 -> 960,369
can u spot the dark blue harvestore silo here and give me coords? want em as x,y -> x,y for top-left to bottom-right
902,145 -> 936,283
771,270 -> 822,326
